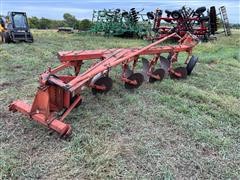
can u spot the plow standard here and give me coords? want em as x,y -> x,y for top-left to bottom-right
9,33 -> 199,137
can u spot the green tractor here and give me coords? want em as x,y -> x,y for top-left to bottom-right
0,11 -> 33,43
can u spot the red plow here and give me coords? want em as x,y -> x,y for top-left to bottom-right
9,33 -> 199,137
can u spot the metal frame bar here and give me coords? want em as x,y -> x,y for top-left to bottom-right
9,32 -> 198,136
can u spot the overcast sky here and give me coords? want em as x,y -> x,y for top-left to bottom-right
1,0 -> 239,23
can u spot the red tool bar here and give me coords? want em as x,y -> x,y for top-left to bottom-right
58,49 -> 119,62
68,33 -> 178,92
57,39 -> 196,64
58,45 -> 193,63
43,44 -> 193,92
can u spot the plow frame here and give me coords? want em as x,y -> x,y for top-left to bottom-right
9,32 -> 198,137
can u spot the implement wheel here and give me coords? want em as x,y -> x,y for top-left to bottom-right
209,6 -> 217,34
2,32 -> 11,43
171,10 -> 182,19
186,56 -> 198,75
27,33 -> 34,43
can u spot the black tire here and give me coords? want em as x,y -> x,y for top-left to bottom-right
209,6 -> 217,34
186,56 -> 198,75
171,10 -> 182,19
115,9 -> 120,13
165,10 -> 172,16
28,33 -> 34,43
147,12 -> 154,20
3,32 -> 11,43
195,7 -> 206,15
0,32 -> 3,42
122,12 -> 128,17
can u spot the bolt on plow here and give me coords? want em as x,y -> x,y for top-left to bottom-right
9,32 -> 199,137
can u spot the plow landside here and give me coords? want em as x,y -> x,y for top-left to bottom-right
9,33 -> 199,137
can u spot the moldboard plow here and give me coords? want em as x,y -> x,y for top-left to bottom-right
9,32 -> 199,137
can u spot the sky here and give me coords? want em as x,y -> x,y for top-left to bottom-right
0,0 -> 240,23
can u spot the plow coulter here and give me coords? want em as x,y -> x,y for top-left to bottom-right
9,33 -> 199,137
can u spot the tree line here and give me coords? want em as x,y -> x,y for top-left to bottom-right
231,24 -> 240,29
28,13 -> 92,30
27,13 -> 240,30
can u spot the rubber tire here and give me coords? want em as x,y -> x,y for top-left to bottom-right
209,6 -> 217,34
122,12 -> 128,17
165,10 -> 172,16
147,12 -> 154,20
0,32 -> 3,42
3,32 -> 11,43
171,10 -> 182,19
186,56 -> 198,75
28,33 -> 34,43
195,7 -> 206,15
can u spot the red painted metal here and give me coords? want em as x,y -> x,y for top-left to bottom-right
150,8 -> 210,41
9,32 -> 199,137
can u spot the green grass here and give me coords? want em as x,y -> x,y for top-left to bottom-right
0,30 -> 240,179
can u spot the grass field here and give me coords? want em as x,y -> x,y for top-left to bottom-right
0,30 -> 240,179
